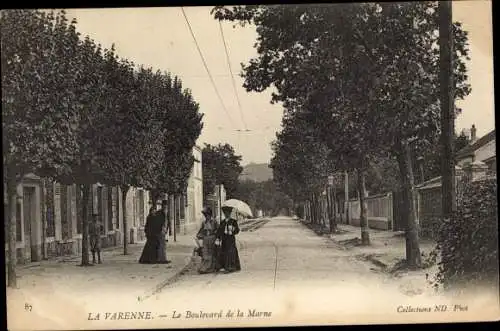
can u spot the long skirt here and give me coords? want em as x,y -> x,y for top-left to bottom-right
139,237 -> 158,264
219,235 -> 241,272
157,235 -> 168,262
198,235 -> 217,273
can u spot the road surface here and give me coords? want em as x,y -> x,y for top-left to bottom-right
156,216 -> 390,293
10,216 -> 495,330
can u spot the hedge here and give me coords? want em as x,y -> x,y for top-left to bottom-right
435,177 -> 498,289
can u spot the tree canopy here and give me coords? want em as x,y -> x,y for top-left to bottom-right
212,2 -> 471,265
235,179 -> 293,217
2,9 -> 203,273
202,143 -> 243,201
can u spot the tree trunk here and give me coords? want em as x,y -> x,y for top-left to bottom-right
406,143 -> 420,235
332,186 -> 338,232
7,177 -> 18,288
357,169 -> 370,245
396,140 -> 422,268
80,184 -> 91,266
173,194 -> 177,242
337,195 -> 343,224
313,194 -> 320,225
344,171 -> 349,225
320,193 -> 326,229
41,178 -> 47,260
326,187 -> 333,233
304,202 -> 308,221
309,196 -> 313,224
121,185 -> 130,255
309,200 -> 313,223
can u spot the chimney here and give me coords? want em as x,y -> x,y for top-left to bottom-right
471,124 -> 477,142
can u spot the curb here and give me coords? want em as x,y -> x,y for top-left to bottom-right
363,254 -> 389,271
327,237 -> 349,251
138,254 -> 195,302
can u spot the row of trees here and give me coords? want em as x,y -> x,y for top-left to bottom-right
236,179 -> 293,217
2,10 -> 203,287
212,2 -> 471,268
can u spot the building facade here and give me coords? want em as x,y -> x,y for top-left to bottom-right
4,176 -> 150,265
179,145 -> 203,234
456,125 -> 496,175
4,145 -> 204,265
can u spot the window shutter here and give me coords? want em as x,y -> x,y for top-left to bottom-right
60,185 -> 69,240
70,185 -> 77,237
54,183 -> 61,240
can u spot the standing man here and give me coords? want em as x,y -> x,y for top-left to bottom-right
156,199 -> 172,264
89,213 -> 103,264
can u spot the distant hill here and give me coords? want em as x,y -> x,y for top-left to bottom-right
240,163 -> 273,182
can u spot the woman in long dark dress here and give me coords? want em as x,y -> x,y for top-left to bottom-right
217,206 -> 241,273
156,200 -> 170,264
139,207 -> 158,264
197,207 -> 218,274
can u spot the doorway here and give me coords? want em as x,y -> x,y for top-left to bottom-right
23,186 -> 39,262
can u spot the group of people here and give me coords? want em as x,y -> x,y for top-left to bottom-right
195,206 -> 241,274
139,200 -> 172,264
138,200 -> 242,274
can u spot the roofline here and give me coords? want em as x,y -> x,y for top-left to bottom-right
456,129 -> 496,157
483,155 -> 496,162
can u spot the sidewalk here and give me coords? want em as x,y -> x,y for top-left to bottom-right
7,232 -> 197,309
299,219 -> 438,272
299,219 -> 440,296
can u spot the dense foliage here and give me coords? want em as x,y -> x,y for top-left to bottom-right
202,143 -> 243,201
2,10 -> 203,281
212,2 -> 471,265
235,179 -> 293,216
435,178 -> 498,289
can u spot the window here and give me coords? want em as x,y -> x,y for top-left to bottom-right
138,190 -> 145,226
115,187 -> 120,229
107,187 -> 113,232
76,185 -> 82,235
46,182 -> 56,237
180,195 -> 185,219
70,185 -> 76,235
97,186 -> 103,226
60,185 -> 69,240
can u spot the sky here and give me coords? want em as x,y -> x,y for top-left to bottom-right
64,1 -> 494,166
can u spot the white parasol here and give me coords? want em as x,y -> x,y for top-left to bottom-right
221,199 -> 253,218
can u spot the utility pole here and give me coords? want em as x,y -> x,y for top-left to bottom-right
439,1 -> 456,220
344,171 -> 349,225
218,184 -> 222,224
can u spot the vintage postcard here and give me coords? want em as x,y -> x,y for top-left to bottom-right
3,2 -> 499,330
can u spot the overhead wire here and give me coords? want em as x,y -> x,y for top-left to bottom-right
218,21 -> 249,131
181,7 -> 239,129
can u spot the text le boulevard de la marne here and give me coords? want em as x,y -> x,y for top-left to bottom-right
87,309 -> 272,321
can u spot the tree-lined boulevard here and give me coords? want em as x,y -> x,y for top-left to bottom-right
3,3 -> 498,324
